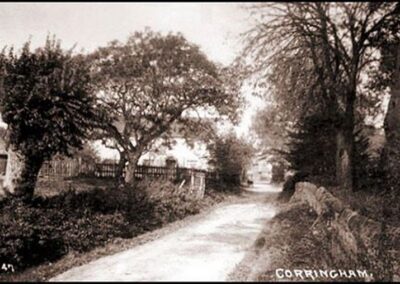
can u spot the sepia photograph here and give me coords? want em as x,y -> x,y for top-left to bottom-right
0,1 -> 399,282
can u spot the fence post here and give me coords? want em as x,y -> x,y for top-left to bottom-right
166,158 -> 177,180
200,173 -> 205,199
76,157 -> 81,176
190,170 -> 194,193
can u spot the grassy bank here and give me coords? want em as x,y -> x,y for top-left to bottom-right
229,201 -> 367,282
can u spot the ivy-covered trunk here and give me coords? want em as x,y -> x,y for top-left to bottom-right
3,149 -> 44,201
3,149 -> 25,197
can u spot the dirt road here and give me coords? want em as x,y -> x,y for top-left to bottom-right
51,183 -> 280,281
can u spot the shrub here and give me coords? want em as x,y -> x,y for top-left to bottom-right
0,189 -> 132,270
207,132 -> 254,187
0,199 -> 67,270
125,178 -> 202,228
61,212 -> 132,253
32,187 -> 129,214
271,162 -> 285,183
0,177 -> 226,273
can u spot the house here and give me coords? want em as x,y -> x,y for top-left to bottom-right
94,137 -> 210,170
139,138 -> 209,170
94,118 -> 213,170
248,152 -> 273,182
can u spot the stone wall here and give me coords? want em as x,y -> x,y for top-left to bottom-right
291,182 -> 400,281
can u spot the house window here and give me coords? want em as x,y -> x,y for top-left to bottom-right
0,154 -> 7,176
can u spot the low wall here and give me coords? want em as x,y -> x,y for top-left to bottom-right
290,182 -> 400,281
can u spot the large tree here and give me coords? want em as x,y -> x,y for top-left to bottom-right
0,38 -> 97,201
241,2 -> 400,192
91,30 -> 241,184
382,46 -> 400,192
366,15 -> 400,190
366,33 -> 400,224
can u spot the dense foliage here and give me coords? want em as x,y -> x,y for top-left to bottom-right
241,2 -> 400,193
207,132 -> 254,187
279,111 -> 379,191
0,38 -> 96,161
0,38 -> 98,200
90,29 -> 242,183
0,179 -> 225,272
281,113 -> 338,179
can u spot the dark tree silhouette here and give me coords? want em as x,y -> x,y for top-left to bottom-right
241,2 -> 400,193
0,38 -> 97,201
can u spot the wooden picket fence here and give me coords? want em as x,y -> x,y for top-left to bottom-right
40,159 -> 209,177
38,159 -> 214,197
39,159 -> 85,178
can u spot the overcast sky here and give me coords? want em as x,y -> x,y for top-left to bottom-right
0,3 -> 264,151
0,2 -> 252,66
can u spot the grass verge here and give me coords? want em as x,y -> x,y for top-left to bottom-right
228,201 -> 367,282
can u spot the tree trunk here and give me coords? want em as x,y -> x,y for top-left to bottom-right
335,130 -> 353,190
382,46 -> 400,195
374,46 -> 400,282
335,90 -> 356,193
124,152 -> 141,185
115,151 -> 126,183
3,149 -> 25,197
2,149 -> 44,202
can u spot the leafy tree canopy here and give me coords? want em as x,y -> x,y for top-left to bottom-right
0,37 -> 98,160
90,29 -> 243,182
0,36 -> 98,200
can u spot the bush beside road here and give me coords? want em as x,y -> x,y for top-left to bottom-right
0,178 -> 241,282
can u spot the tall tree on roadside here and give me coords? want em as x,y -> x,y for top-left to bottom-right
0,38 -> 97,201
91,30 -> 242,184
367,17 -> 400,196
241,2 -> 400,192
382,47 -> 400,192
365,22 -> 400,281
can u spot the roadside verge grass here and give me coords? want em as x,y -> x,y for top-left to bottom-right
228,201 -> 366,282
